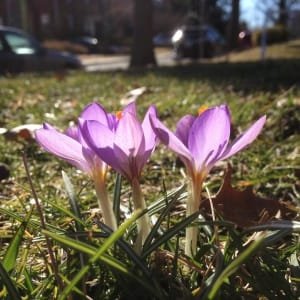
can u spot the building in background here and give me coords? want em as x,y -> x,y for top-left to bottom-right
0,0 -> 109,39
0,0 -> 186,43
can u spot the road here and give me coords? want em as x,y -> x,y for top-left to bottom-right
80,48 -> 175,72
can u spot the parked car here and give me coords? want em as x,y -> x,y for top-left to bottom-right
153,32 -> 172,47
0,26 -> 82,74
171,25 -> 225,59
70,36 -> 100,53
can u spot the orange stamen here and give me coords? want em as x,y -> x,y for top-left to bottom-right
116,110 -> 123,120
198,105 -> 208,115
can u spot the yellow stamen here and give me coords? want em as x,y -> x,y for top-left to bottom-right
116,110 -> 123,120
198,105 -> 208,116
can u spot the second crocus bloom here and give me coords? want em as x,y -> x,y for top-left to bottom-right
150,104 -> 266,256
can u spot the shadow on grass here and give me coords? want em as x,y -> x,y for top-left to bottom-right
127,58 -> 300,94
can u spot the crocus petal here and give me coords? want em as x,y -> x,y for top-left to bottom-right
142,105 -> 157,152
35,128 -> 90,173
107,113 -> 117,130
43,123 -> 55,130
139,105 -> 158,172
65,125 -> 79,141
80,102 -> 110,126
81,120 -> 119,171
188,105 -> 231,170
123,101 -> 137,116
113,112 -> 146,179
175,115 -> 196,147
221,115 -> 266,160
150,114 -> 193,163
114,112 -> 145,157
113,145 -> 136,179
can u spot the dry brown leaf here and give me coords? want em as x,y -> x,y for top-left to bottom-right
3,124 -> 42,141
202,166 -> 294,227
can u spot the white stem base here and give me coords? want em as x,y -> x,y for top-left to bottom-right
95,179 -> 117,231
131,178 -> 151,254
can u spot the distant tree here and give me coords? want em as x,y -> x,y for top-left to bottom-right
229,0 -> 240,50
257,0 -> 300,27
278,0 -> 288,26
171,0 -> 227,34
277,0 -> 300,26
130,0 -> 156,68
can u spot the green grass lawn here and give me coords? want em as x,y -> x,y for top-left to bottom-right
214,38 -> 300,62
0,57 -> 299,299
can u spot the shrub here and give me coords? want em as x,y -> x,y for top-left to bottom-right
253,25 -> 289,46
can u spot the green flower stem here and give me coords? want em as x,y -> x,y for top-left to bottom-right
185,175 -> 203,257
94,178 -> 117,231
131,177 -> 151,254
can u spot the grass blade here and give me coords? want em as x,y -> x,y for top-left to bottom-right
142,189 -> 182,253
0,261 -> 22,300
113,173 -> 122,225
0,207 -> 64,233
62,171 -> 84,231
2,208 -> 32,273
147,184 -> 186,216
54,209 -> 158,300
142,212 -> 199,259
206,234 -> 266,299
44,228 -> 137,278
98,222 -> 152,278
43,198 -> 86,228
245,220 -> 300,232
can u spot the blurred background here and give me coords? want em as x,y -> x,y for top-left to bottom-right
0,0 -> 300,71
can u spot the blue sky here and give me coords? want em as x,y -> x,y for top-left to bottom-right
240,0 -> 264,29
241,0 -> 300,28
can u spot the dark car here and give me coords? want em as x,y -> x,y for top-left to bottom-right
153,32 -> 172,47
0,26 -> 82,74
70,36 -> 100,53
172,25 -> 225,60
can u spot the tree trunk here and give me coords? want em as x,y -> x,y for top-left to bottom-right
130,0 -> 156,68
229,0 -> 240,50
278,0 -> 288,27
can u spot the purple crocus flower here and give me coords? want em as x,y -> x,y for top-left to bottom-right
81,103 -> 157,252
150,104 -> 266,256
35,102 -> 122,230
81,104 -> 157,182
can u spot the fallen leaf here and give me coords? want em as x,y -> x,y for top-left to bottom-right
0,128 -> 8,135
120,86 -> 147,105
3,124 -> 42,141
202,166 -> 295,227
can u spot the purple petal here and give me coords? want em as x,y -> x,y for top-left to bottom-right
139,105 -> 158,172
150,114 -> 192,164
80,102 -> 110,126
142,105 -> 157,152
112,145 -> 135,179
81,120 -> 119,171
65,125 -> 80,141
107,113 -> 117,130
35,128 -> 90,173
188,105 -> 231,170
114,112 -> 145,157
113,112 -> 146,179
221,115 -> 266,160
175,115 -> 196,147
123,101 -> 137,116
